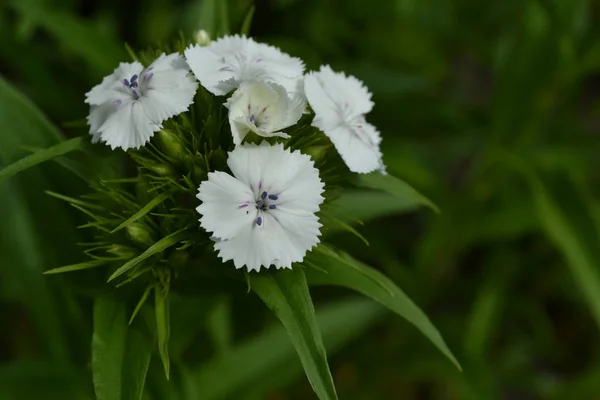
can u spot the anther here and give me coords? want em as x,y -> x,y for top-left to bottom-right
269,204 -> 277,209
268,194 -> 278,200
261,191 -> 267,200
256,216 -> 263,226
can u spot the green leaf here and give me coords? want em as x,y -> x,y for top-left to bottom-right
354,172 -> 439,213
0,137 -> 86,183
43,259 -> 107,274
10,0 -> 125,74
92,295 -> 156,400
240,5 -> 255,36
330,189 -> 420,223
305,246 -> 461,370
108,229 -> 190,282
0,76 -> 80,364
250,268 -> 337,400
190,298 -> 383,400
121,311 -> 156,400
111,192 -> 171,233
155,282 -> 171,380
92,295 -> 128,400
529,171 -> 600,330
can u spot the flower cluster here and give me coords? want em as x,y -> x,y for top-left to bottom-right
84,34 -> 386,272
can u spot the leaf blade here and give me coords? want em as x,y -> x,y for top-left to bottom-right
92,295 -> 127,400
250,268 -> 338,400
354,172 -> 439,213
108,229 -> 189,282
305,246 -> 461,370
0,136 -> 85,183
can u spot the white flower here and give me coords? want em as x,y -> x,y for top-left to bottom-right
184,35 -> 304,96
85,53 -> 198,150
304,65 -> 386,174
196,143 -> 324,272
224,80 -> 305,145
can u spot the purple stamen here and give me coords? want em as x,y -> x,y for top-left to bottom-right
259,180 -> 262,189
256,216 -> 263,226
268,194 -> 278,201
269,204 -> 277,209
261,191 -> 267,200
249,114 -> 256,123
122,78 -> 130,86
238,202 -> 249,208
257,199 -> 265,209
130,74 -> 138,83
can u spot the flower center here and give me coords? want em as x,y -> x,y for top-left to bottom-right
121,68 -> 154,100
247,103 -> 270,128
238,186 -> 280,227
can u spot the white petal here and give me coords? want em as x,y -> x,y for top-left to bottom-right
324,120 -> 384,174
85,62 -> 143,105
138,53 -> 199,122
304,65 -> 373,126
197,171 -> 256,240
305,65 -> 385,173
97,100 -> 160,150
185,35 -> 305,96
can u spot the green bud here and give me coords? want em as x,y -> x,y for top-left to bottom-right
304,144 -> 330,163
126,222 -> 156,247
106,244 -> 138,260
157,129 -> 186,160
147,163 -> 175,177
194,29 -> 211,46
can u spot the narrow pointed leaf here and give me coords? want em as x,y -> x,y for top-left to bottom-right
191,298 -> 382,400
250,268 -> 337,400
155,283 -> 171,379
530,172 -> 600,330
331,190 -> 419,223
111,192 -> 170,233
305,246 -> 461,370
108,229 -> 189,282
0,136 -> 85,183
354,172 -> 439,213
121,311 -> 156,400
92,295 -> 127,400
43,259 -> 106,274
240,5 -> 255,36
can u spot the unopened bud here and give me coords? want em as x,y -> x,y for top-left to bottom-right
107,244 -> 138,259
157,129 -> 186,160
126,222 -> 156,247
304,144 -> 329,163
147,163 -> 175,177
194,29 -> 211,46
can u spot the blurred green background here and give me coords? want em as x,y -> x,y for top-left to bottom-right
2,0 -> 600,398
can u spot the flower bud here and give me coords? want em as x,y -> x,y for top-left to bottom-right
126,222 -> 156,247
194,29 -> 211,46
147,163 -> 175,177
304,144 -> 330,163
106,244 -> 138,260
157,129 -> 186,160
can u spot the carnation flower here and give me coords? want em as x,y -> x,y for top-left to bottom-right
224,80 -> 305,145
85,53 -> 198,150
196,143 -> 324,271
184,35 -> 305,96
304,65 -> 386,174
